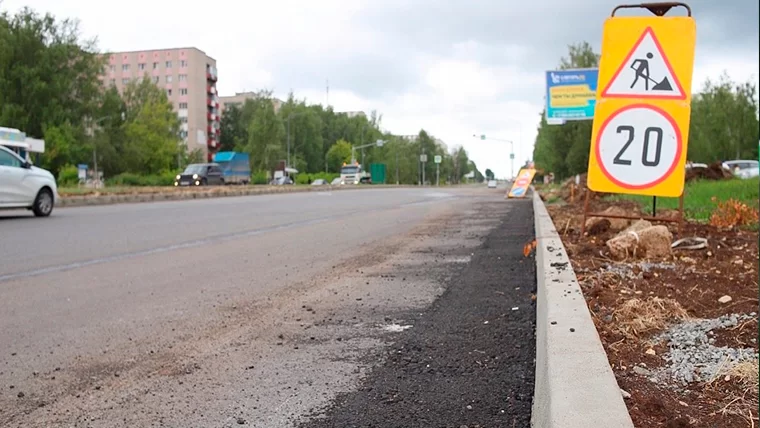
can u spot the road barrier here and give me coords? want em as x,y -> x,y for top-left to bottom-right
56,185 -> 416,208
531,191 -> 634,427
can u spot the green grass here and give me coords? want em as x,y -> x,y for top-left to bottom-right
609,177 -> 759,221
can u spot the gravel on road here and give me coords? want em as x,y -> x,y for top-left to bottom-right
300,199 -> 537,428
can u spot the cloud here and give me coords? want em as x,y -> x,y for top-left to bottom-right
2,0 -> 757,177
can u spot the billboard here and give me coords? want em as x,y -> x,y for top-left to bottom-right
545,69 -> 599,122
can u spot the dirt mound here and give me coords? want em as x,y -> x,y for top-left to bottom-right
685,162 -> 733,182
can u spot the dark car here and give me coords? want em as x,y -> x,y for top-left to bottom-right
175,163 -> 224,187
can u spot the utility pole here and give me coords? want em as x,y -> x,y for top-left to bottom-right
286,118 -> 291,168
420,147 -> 427,186
286,112 -> 304,168
395,149 -> 399,185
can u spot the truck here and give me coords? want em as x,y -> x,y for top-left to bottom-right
340,162 -> 371,185
212,151 -> 251,185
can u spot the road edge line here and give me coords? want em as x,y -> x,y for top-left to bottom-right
531,191 -> 634,428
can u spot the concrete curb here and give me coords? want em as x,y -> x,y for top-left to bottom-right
531,191 -> 634,427
57,185 -> 414,208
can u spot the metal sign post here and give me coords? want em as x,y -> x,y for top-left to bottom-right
420,154 -> 428,186
434,155 -> 442,186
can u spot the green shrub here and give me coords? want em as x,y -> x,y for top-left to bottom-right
106,170 -> 179,186
251,170 -> 269,185
57,164 -> 79,186
295,172 -> 340,184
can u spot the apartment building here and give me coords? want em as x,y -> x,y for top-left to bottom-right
101,47 -> 220,161
218,92 -> 283,116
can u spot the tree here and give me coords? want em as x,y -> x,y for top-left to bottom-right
326,139 -> 353,172
219,104 -> 246,152
91,86 -> 127,176
0,7 -> 104,171
689,73 -> 759,162
41,122 -> 77,175
121,78 -> 181,174
244,94 -> 285,171
485,168 -> 495,180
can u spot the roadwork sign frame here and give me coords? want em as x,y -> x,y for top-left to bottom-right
582,2 -> 695,234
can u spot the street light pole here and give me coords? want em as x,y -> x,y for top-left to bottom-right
286,112 -> 305,168
473,134 -> 516,179
88,113 -> 124,188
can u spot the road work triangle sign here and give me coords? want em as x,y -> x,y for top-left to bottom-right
601,27 -> 685,100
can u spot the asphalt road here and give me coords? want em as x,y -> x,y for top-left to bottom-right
0,185 -> 534,427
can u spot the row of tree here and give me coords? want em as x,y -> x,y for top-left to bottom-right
532,42 -> 760,180
0,6 -> 482,184
219,93 -> 483,184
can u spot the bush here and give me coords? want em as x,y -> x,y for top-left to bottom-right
251,170 -> 269,185
106,170 -> 179,186
57,164 -> 79,186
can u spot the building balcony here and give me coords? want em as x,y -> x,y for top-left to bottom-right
206,66 -> 217,82
207,112 -> 217,121
208,139 -> 217,148
206,85 -> 216,95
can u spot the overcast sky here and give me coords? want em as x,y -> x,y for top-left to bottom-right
4,0 -> 758,177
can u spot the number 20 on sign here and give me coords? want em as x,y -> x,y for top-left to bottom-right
587,13 -> 696,197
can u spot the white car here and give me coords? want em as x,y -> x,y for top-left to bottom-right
487,180 -> 498,188
723,160 -> 759,179
0,145 -> 58,217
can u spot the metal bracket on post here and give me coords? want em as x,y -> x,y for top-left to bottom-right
611,2 -> 692,17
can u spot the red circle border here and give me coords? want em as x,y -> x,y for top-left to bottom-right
595,103 -> 683,190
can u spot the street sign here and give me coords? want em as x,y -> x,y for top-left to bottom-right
434,155 -> 442,164
507,168 -> 536,198
587,14 -> 696,197
600,27 -> 685,99
594,104 -> 682,190
420,154 -> 428,163
545,69 -> 599,122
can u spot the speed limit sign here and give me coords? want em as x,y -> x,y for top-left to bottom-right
594,104 -> 682,190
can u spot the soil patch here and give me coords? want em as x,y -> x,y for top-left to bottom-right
546,197 -> 758,428
299,200 -> 537,428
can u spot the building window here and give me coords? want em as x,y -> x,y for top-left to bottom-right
109,65 -> 115,73
180,88 -> 188,95
179,102 -> 188,109
109,78 -> 116,85
122,64 -> 130,71
166,61 -> 172,68
166,75 -> 173,83
179,130 -> 188,139
153,76 -> 159,83
178,74 -> 187,82
167,89 -> 172,96
138,63 -> 146,70
121,78 -> 129,85
180,117 -> 188,123
153,62 -> 159,69
180,60 -> 188,68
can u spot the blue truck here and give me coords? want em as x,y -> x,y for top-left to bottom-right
212,152 -> 251,185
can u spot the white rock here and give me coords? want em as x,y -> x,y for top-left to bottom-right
718,295 -> 732,304
620,389 -> 632,399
